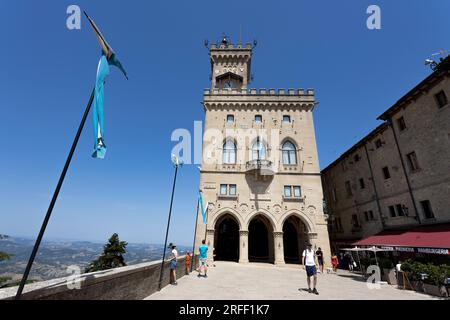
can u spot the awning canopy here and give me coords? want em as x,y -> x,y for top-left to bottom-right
340,247 -> 391,252
353,224 -> 450,253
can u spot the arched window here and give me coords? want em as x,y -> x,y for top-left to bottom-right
223,139 -> 237,164
282,141 -> 297,165
252,138 -> 266,160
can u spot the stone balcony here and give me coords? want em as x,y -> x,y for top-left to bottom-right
245,159 -> 274,176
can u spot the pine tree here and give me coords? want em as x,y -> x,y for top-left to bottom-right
85,233 -> 128,273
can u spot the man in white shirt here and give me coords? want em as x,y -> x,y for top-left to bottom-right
302,243 -> 319,295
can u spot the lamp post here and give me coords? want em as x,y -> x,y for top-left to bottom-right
190,166 -> 202,272
157,154 -> 182,291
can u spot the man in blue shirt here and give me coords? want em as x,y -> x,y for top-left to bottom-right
198,240 -> 209,278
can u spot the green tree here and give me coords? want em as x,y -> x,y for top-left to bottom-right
0,251 -> 11,261
85,233 -> 128,273
0,251 -> 11,287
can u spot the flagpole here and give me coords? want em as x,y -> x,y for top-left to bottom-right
190,198 -> 200,272
203,203 -> 209,241
15,88 -> 95,300
158,159 -> 180,291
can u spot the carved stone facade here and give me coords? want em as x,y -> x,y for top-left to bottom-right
194,38 -> 331,266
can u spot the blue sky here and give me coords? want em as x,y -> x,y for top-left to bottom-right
1,0 -> 449,245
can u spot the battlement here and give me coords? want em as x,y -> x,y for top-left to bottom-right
210,42 -> 253,50
204,88 -> 315,96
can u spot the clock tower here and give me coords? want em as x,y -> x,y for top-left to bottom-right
209,35 -> 253,90
195,36 -> 331,267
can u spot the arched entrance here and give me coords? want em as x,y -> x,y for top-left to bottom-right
214,214 -> 239,262
283,216 -> 309,264
248,215 -> 274,263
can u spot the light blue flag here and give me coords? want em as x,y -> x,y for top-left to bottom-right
85,12 -> 128,159
92,55 -> 110,159
198,192 -> 207,224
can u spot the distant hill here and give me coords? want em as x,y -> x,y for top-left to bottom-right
0,236 -> 190,283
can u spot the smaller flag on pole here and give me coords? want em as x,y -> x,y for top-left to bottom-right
198,191 -> 207,224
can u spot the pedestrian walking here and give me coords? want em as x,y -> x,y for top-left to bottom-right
302,243 -> 319,295
331,253 -> 339,273
168,243 -> 178,285
316,247 -> 324,274
346,252 -> 355,272
198,239 -> 209,278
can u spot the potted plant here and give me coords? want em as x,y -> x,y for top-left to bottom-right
423,264 -> 450,298
401,260 -> 423,292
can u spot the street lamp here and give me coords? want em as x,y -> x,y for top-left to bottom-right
190,165 -> 202,272
158,154 -> 183,290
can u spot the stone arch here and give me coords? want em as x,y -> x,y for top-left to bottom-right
280,210 -> 315,264
279,209 -> 316,234
280,138 -> 299,165
247,212 -> 276,263
280,136 -> 300,150
210,207 -> 243,230
243,208 -> 278,232
222,138 -> 237,164
214,212 -> 240,262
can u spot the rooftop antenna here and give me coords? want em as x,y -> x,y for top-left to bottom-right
425,49 -> 449,71
239,24 -> 242,45
431,49 -> 449,59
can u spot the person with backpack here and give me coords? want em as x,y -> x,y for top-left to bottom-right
302,243 -> 319,295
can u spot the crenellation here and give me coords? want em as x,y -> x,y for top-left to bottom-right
203,88 -> 314,98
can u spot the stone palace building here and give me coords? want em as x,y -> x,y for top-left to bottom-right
194,37 -> 331,265
322,55 -> 450,254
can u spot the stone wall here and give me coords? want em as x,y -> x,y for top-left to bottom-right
0,255 -> 198,300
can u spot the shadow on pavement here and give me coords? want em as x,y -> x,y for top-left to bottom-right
336,273 -> 367,283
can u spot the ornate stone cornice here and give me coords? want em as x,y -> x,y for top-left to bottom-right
204,101 -> 316,112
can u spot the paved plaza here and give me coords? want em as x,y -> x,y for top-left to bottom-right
147,261 -> 439,300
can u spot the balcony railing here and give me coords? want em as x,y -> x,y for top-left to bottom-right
245,159 -> 274,176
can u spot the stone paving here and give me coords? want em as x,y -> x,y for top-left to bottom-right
147,261 -> 439,300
